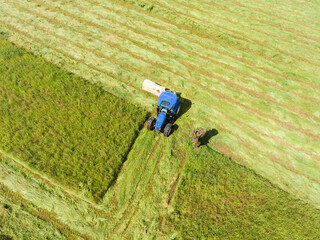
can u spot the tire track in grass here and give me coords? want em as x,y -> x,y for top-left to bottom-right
119,144 -> 166,236
167,150 -> 187,205
145,0 -> 320,67
23,0 -> 320,126
108,138 -> 162,239
2,7 -> 320,163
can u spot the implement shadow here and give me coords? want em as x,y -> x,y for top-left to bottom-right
201,128 -> 219,145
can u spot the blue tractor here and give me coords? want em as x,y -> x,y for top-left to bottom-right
147,91 -> 181,137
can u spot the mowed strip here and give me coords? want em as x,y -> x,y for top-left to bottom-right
0,0 -> 319,205
0,37 -> 149,201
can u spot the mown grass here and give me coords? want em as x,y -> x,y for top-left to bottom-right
0,37 -> 149,201
162,143 -> 320,239
0,183 -> 90,240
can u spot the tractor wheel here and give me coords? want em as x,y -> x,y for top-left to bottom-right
147,117 -> 156,130
163,123 -> 173,137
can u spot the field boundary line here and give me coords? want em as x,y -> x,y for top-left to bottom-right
0,18 -> 145,94
0,149 -> 106,208
0,182 -> 93,240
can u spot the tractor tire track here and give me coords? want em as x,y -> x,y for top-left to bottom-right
108,138 -> 162,239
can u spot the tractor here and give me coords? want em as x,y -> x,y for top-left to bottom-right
147,91 -> 180,137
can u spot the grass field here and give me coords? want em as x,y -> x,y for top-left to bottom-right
1,0 -> 320,238
0,0 -> 319,207
2,126 -> 320,239
0,37 -> 148,201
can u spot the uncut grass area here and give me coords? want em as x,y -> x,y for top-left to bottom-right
0,37 -> 149,201
161,144 -> 320,239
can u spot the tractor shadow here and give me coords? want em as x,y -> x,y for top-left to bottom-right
200,128 -> 219,145
176,94 -> 192,119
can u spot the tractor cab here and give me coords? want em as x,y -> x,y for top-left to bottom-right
147,91 -> 181,137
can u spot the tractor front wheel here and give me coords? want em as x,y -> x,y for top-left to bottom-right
163,123 -> 173,137
147,117 -> 156,130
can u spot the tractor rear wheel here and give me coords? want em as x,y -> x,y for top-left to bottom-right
147,117 -> 156,130
163,123 -> 173,137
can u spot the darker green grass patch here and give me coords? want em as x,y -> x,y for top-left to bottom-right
0,37 -> 149,201
164,144 -> 320,239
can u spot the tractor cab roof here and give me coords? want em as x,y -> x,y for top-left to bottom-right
157,91 -> 178,109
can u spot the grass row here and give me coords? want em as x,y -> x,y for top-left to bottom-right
0,183 -> 89,239
0,37 -> 149,201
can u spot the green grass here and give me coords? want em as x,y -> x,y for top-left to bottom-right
0,0 -> 319,206
161,143 -> 320,239
0,0 -> 320,238
0,186 -> 66,240
0,37 -> 149,201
